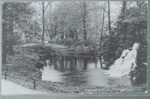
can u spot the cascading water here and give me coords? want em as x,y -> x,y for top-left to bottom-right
105,43 -> 140,78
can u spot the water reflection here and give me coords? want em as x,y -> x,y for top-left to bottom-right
39,56 -> 110,87
86,62 -> 108,86
41,64 -> 63,82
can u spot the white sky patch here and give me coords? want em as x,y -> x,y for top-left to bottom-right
110,1 -> 122,23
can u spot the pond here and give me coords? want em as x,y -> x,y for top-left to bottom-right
39,56 -> 132,87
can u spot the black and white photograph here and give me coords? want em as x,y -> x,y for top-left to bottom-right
1,0 -> 148,95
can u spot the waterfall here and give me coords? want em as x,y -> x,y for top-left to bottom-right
105,43 -> 140,78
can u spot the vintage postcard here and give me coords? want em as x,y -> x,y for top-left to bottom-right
1,0 -> 149,96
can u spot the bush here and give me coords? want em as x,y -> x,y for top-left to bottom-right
130,63 -> 147,85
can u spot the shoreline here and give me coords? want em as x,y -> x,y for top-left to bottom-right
2,66 -> 147,95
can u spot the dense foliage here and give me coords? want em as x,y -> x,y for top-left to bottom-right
102,1 -> 147,84
103,1 -> 147,68
2,2 -> 35,64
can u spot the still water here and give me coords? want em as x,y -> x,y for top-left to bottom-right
39,56 -> 130,87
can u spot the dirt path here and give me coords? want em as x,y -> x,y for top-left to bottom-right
1,79 -> 48,95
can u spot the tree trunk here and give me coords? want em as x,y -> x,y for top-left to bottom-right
121,1 -> 127,45
42,2 -> 45,43
100,8 -> 105,68
82,1 -> 87,40
121,1 -> 127,19
2,22 -> 7,64
2,4 -> 14,64
54,24 -> 57,38
107,0 -> 111,34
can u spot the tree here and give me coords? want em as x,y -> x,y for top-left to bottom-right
107,0 -> 111,34
49,1 -> 106,46
2,2 -> 34,64
41,2 -> 45,43
102,0 -> 119,68
99,8 -> 105,68
109,0 -> 147,84
115,0 -> 147,58
82,1 -> 88,41
51,1 -> 83,41
24,20 -> 42,42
